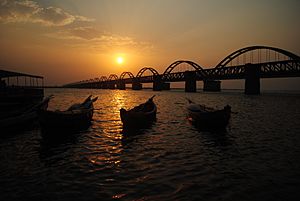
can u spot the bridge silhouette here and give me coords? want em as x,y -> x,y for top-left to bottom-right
64,46 -> 300,94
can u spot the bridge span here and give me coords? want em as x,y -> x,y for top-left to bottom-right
64,46 -> 300,94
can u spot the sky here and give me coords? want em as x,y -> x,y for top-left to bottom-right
0,0 -> 299,89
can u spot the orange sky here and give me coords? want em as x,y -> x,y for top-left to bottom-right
0,0 -> 299,89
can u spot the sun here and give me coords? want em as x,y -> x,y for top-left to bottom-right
116,57 -> 124,64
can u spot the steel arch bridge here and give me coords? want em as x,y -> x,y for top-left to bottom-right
214,46 -> 300,69
64,45 -> 300,93
205,46 -> 300,79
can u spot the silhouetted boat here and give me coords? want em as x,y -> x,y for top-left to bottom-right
120,95 -> 156,129
1,69 -> 45,132
0,70 -> 44,112
38,95 -> 98,131
186,99 -> 231,130
0,97 -> 50,130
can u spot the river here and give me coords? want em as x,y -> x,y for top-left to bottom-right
1,88 -> 300,201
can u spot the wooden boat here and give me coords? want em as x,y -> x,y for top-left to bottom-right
38,95 -> 98,131
0,96 -> 51,130
120,95 -> 157,129
186,99 -> 231,130
1,69 -> 44,113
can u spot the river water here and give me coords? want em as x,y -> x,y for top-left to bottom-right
1,88 -> 300,201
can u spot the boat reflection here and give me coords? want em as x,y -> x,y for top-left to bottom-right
38,130 -> 81,163
194,126 -> 233,148
40,128 -> 84,141
121,120 -> 156,136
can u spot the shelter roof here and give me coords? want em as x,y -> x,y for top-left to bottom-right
0,69 -> 43,79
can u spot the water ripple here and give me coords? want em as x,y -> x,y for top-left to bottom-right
0,89 -> 299,201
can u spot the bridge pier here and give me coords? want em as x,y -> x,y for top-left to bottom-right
132,81 -> 142,90
184,71 -> 197,92
100,82 -> 107,89
108,82 -> 116,89
245,63 -> 260,95
117,81 -> 126,90
163,82 -> 170,90
95,82 -> 100,89
153,75 -> 162,91
203,80 -> 221,92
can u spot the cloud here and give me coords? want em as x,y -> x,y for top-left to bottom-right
68,26 -> 103,40
0,1 -> 153,53
84,33 -> 154,53
0,0 -> 94,26
45,27 -> 154,52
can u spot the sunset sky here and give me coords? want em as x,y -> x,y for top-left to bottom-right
0,0 -> 299,88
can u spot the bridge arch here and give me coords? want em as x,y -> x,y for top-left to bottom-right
163,60 -> 205,74
136,67 -> 159,77
215,45 -> 300,68
120,72 -> 135,79
108,74 -> 118,81
100,76 -> 107,82
163,60 -> 207,77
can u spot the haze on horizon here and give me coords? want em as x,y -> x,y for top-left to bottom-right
0,0 -> 299,90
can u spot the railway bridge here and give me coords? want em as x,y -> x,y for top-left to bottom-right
64,46 -> 300,94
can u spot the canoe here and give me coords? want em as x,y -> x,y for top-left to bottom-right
0,96 -> 51,130
120,95 -> 157,129
186,99 -> 231,130
38,95 -> 98,131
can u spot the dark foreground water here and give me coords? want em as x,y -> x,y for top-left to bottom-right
1,88 -> 300,201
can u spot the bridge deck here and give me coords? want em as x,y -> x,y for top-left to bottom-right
65,60 -> 300,87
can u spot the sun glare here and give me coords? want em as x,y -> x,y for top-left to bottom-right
116,57 -> 124,64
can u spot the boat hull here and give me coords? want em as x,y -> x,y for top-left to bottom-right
38,95 -> 97,133
39,108 -> 93,131
187,104 -> 231,130
0,111 -> 37,131
188,110 -> 230,129
0,97 -> 50,131
120,96 -> 157,129
120,109 -> 156,129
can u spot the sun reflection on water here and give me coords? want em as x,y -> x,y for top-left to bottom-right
85,90 -> 137,168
